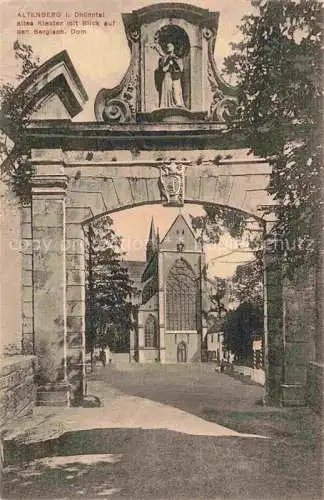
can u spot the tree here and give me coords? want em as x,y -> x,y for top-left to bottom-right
207,277 -> 227,318
221,253 -> 264,363
232,251 -> 264,305
223,0 -> 322,274
190,203 -> 249,245
222,301 -> 264,363
84,215 -> 135,360
0,41 -> 40,202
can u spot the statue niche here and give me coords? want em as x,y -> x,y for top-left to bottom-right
152,25 -> 190,110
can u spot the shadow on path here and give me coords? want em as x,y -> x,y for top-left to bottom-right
3,428 -> 322,499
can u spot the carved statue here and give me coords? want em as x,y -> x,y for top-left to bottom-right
152,42 -> 185,109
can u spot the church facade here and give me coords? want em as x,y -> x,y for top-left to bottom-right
128,215 -> 207,363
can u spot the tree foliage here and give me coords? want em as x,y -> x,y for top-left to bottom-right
224,0 -> 322,273
209,277 -> 227,313
190,203 -> 249,244
222,301 -> 264,362
221,254 -> 264,362
85,216 -> 135,353
0,41 -> 40,202
231,252 -> 264,304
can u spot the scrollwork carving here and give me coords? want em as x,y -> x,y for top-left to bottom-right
129,24 -> 140,42
208,60 -> 238,122
206,33 -> 238,122
202,27 -> 213,40
217,97 -> 238,122
95,37 -> 139,123
102,99 -> 131,123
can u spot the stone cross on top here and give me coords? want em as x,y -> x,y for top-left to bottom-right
94,3 -> 237,124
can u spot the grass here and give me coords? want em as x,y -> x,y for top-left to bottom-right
203,406 -> 321,451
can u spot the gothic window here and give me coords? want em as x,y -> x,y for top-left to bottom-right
145,315 -> 158,348
166,259 -> 197,331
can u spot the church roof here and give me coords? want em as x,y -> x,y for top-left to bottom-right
148,217 -> 157,243
146,217 -> 159,261
142,253 -> 158,283
160,213 -> 197,245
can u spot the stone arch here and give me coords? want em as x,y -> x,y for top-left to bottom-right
2,1 -> 318,414
25,150 -> 273,405
59,154 -> 273,229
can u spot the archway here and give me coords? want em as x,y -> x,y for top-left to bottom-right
23,148 -> 273,405
4,2 -> 317,408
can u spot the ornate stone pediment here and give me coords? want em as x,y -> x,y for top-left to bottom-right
94,3 -> 237,124
1,50 -> 88,139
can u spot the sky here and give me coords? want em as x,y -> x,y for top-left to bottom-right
0,0 -> 257,278
111,205 -> 257,278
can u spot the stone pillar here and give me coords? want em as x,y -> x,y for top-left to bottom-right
65,221 -> 86,404
191,39 -> 203,112
281,266 -> 315,406
21,203 -> 34,355
200,253 -> 208,362
138,310 -> 144,363
315,174 -> 324,362
264,251 -> 284,405
129,329 -> 135,362
31,171 -> 70,405
308,178 -> 324,413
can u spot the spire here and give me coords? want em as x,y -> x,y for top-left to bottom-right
146,217 -> 158,261
148,217 -> 156,242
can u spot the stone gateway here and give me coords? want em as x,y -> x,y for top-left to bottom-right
2,3 -> 321,411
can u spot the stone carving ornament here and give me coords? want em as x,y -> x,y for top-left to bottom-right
102,98 -> 131,123
94,5 -> 238,123
206,29 -> 238,122
94,24 -> 140,123
151,26 -> 189,109
129,24 -> 140,42
159,161 -> 186,206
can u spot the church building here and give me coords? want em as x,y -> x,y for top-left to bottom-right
127,214 -> 207,363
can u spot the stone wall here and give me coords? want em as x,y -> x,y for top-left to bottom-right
0,182 -> 23,357
282,266 -> 316,406
265,255 -> 317,407
233,365 -> 265,386
0,356 -> 36,427
265,255 -> 284,405
306,361 -> 323,414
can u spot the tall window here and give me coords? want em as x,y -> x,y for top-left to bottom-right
145,315 -> 158,347
166,259 -> 197,331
